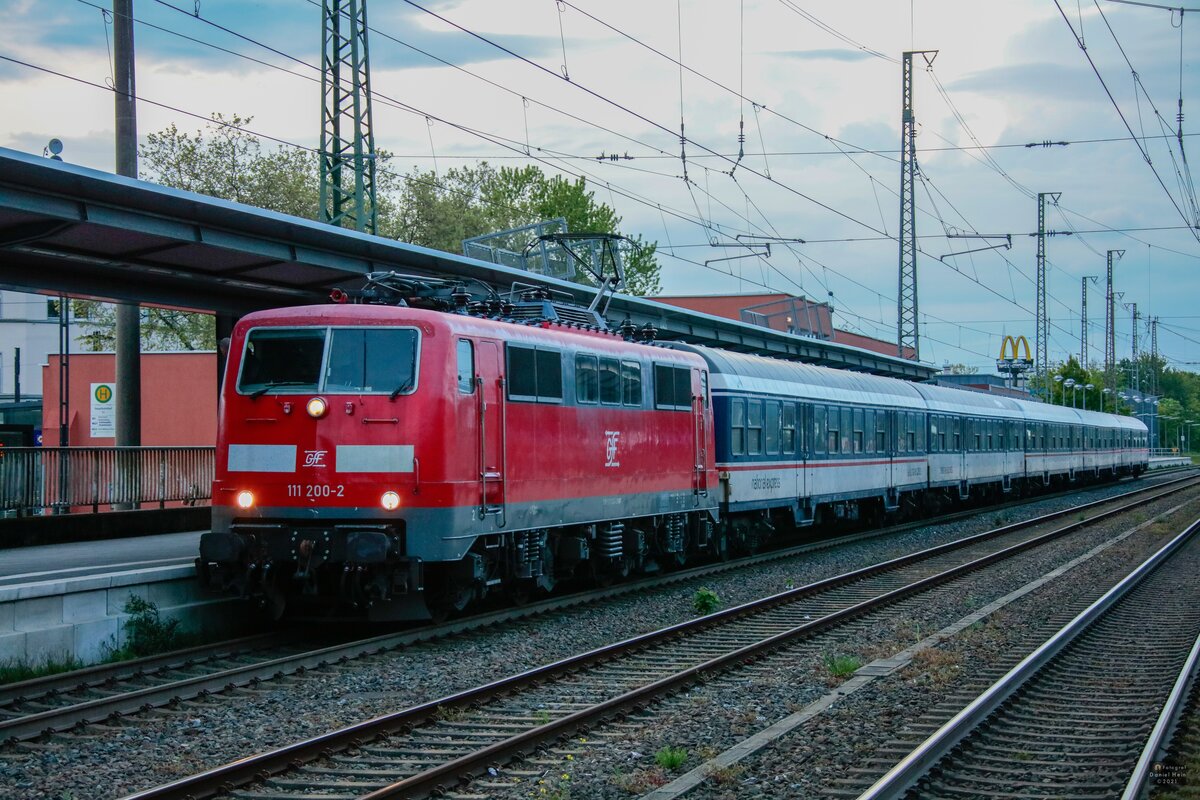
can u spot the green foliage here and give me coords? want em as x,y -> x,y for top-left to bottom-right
655,746 -> 688,771
109,594 -> 181,660
396,163 -> 662,296
1043,353 -> 1200,452
0,654 -> 83,685
692,587 -> 721,615
823,653 -> 862,678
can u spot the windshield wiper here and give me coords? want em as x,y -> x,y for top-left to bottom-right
390,381 -> 414,400
249,381 -> 310,399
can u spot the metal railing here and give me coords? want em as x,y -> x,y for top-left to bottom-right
0,447 -> 214,515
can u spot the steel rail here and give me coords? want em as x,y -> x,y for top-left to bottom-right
1121,617 -> 1200,799
858,515 -> 1200,800
121,475 -> 1200,800
8,473 -> 1186,745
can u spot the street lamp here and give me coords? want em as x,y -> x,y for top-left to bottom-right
1084,384 -> 1094,411
1064,378 -> 1077,408
1103,387 -> 1112,413
1053,374 -> 1064,405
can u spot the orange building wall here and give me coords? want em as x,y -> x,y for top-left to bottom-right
41,353 -> 217,446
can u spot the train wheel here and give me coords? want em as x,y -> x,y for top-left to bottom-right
426,571 -> 474,622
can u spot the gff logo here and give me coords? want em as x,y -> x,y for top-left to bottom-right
604,431 -> 621,468
303,450 -> 327,468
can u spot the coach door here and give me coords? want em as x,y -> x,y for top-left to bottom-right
692,368 -> 709,501
477,340 -> 506,522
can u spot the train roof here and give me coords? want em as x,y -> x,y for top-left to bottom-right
676,343 -> 1147,431
675,345 -> 927,410
234,303 -> 703,362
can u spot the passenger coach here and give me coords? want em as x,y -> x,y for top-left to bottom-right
672,343 -> 1148,536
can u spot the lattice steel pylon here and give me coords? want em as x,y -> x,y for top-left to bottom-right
897,50 -> 937,360
1151,316 -> 1159,395
1035,192 -> 1060,392
320,0 -> 377,234
1104,249 -> 1124,393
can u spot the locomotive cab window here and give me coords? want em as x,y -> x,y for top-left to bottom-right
239,328 -> 324,394
325,328 -> 419,395
239,326 -> 419,397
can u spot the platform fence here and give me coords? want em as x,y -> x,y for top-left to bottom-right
0,446 -> 213,515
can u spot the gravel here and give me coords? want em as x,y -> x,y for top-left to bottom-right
499,490 -> 1200,800
0,474 -> 1189,799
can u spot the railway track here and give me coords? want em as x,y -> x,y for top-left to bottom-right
859,515 -> 1200,800
119,474 -> 1200,800
5,473 -> 1187,746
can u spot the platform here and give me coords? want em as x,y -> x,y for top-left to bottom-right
0,530 -> 242,666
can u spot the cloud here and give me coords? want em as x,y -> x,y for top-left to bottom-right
769,48 -> 875,63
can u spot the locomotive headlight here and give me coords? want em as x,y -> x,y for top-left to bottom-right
235,490 -> 255,509
380,491 -> 401,511
306,397 -> 328,418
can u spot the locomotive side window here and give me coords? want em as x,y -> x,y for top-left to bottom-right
506,346 -> 537,399
457,340 -> 474,394
676,369 -> 693,409
506,345 -> 562,403
621,361 -> 642,406
654,364 -> 692,411
238,328 -> 324,395
599,358 -> 621,405
576,355 -> 599,403
535,349 -> 562,401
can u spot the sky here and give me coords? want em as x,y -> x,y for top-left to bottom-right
1,0 -> 1198,374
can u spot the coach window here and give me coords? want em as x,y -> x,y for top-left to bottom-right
781,403 -> 797,453
730,399 -> 746,455
747,401 -> 764,454
456,340 -> 475,394
765,401 -> 781,455
575,354 -> 599,403
814,405 -> 827,455
864,409 -> 875,454
907,413 -> 918,451
852,408 -> 865,454
826,406 -> 840,454
699,370 -> 710,408
840,408 -> 852,455
621,361 -> 642,406
877,412 -> 889,453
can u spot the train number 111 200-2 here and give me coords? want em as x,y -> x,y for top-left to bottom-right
287,484 -> 346,498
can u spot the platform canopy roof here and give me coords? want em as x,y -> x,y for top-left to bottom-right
0,147 -> 934,380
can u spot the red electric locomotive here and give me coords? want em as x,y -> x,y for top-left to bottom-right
200,287 -> 721,620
